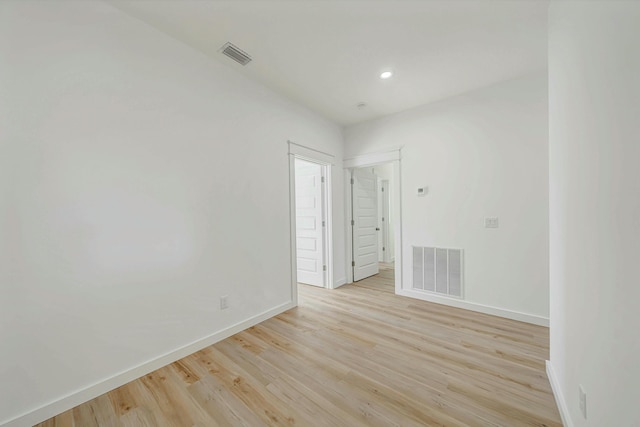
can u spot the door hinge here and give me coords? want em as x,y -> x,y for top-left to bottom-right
322,220 -> 325,227
381,187 -> 384,192
382,217 -> 384,222
352,261 -> 355,267
323,265 -> 327,271
321,176 -> 325,183
351,219 -> 355,226
350,178 -> 354,185
383,247 -> 385,251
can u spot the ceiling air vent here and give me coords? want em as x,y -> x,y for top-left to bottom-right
220,42 -> 252,66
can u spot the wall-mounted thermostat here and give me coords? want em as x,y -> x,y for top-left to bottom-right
484,217 -> 499,228
417,187 -> 428,197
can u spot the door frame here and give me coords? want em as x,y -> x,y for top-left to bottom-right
288,141 -> 335,305
344,149 -> 402,295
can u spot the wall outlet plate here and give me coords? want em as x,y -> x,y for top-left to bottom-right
579,385 -> 587,419
220,295 -> 229,310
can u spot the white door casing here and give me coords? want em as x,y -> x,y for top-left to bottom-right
352,168 -> 379,281
295,159 -> 325,287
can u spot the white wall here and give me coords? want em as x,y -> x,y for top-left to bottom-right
548,2 -> 640,425
345,73 -> 549,322
0,1 -> 344,425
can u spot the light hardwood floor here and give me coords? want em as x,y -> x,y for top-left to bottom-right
37,266 -> 561,426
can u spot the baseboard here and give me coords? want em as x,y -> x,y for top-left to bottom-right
1,301 -> 296,427
546,360 -> 573,427
397,288 -> 549,326
333,277 -> 347,288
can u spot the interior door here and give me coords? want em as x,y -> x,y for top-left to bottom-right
352,168 -> 379,281
295,159 -> 325,287
377,178 -> 384,262
381,179 -> 390,263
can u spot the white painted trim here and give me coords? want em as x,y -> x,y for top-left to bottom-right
323,163 -> 335,289
334,277 -> 347,288
546,360 -> 573,427
345,169 -> 354,284
391,159 -> 403,295
398,288 -> 549,326
288,153 -> 299,306
1,301 -> 295,427
344,148 -> 401,168
288,140 -> 335,165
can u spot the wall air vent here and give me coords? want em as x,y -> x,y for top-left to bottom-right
220,42 -> 252,66
413,246 -> 463,298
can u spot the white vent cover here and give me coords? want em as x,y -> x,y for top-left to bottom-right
220,42 -> 252,66
413,246 -> 463,298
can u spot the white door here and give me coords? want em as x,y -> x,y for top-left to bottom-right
352,168 -> 379,281
381,179 -> 391,263
295,159 -> 325,287
377,178 -> 384,262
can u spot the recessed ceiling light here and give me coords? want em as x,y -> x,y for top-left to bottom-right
380,71 -> 393,79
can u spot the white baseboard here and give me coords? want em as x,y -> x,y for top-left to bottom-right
397,288 -> 549,326
546,360 -> 573,427
1,301 -> 296,427
333,277 -> 347,288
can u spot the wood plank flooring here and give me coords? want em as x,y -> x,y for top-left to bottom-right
37,266 -> 561,426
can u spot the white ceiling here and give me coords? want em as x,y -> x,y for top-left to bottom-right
109,0 -> 548,126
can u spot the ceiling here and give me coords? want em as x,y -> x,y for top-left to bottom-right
109,0 -> 548,126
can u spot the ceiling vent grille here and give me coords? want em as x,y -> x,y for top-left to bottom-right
220,42 -> 252,66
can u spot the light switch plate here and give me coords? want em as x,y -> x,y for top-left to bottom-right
579,385 -> 587,419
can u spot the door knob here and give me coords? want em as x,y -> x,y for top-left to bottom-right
376,227 -> 380,231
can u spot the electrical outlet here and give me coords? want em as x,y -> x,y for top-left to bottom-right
579,385 -> 587,419
220,295 -> 229,310
484,217 -> 499,228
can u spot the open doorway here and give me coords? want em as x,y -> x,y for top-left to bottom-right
374,165 -> 395,288
347,155 -> 402,294
288,141 -> 336,305
294,158 -> 329,288
350,162 -> 397,290
374,164 -> 394,266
